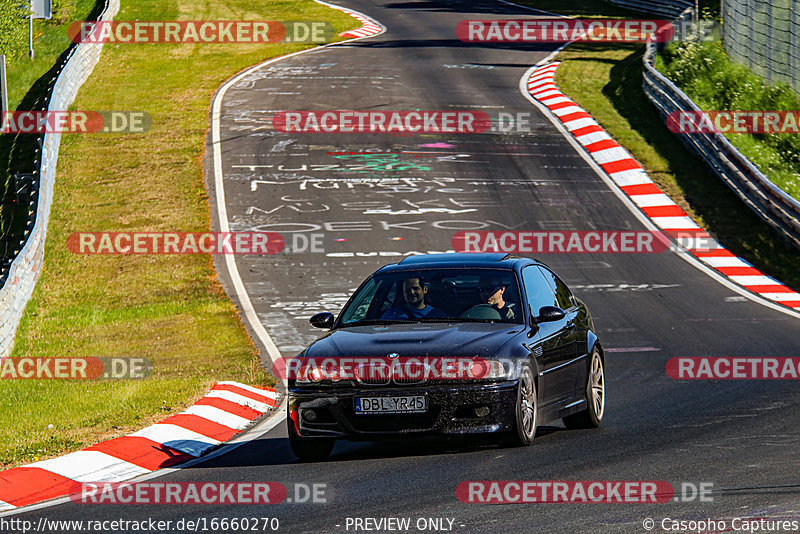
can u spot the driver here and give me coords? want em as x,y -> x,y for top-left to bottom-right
477,276 -> 515,320
381,275 -> 447,320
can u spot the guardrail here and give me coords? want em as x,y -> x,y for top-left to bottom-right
0,0 -> 121,360
604,0 -> 692,19
642,10 -> 800,249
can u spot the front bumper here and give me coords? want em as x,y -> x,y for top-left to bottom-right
288,380 -> 518,440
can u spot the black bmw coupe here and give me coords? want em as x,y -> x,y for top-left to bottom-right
286,253 -> 604,460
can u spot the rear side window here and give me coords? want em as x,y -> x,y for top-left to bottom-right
522,266 -> 557,314
538,267 -> 574,310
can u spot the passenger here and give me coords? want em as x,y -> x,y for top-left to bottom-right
381,275 -> 447,320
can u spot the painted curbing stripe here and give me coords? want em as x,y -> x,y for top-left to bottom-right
526,62 -> 800,315
571,124 -> 605,137
323,0 -> 384,39
728,275 -> 783,286
0,468 -> 81,508
584,139 -> 619,152
182,404 -> 252,430
746,284 -> 796,293
576,131 -> 613,145
630,194 -> 675,208
205,389 -> 270,413
194,396 -> 263,420
591,147 -> 634,164
131,424 -> 221,457
762,292 -> 800,301
158,414 -> 239,442
642,205 -> 689,217
0,383 -> 275,511
600,159 -> 641,174
562,117 -> 598,131
551,105 -> 585,117
216,380 -> 278,402
26,451 -> 150,483
85,436 -> 191,471
622,183 -> 663,195
651,216 -> 701,230
609,169 -> 652,186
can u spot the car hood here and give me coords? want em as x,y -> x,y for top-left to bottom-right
304,323 -> 524,360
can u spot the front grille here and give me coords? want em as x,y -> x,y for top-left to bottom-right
354,361 -> 426,386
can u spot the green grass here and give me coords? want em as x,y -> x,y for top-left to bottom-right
657,39 -> 800,200
0,0 -> 357,468
513,1 -> 800,289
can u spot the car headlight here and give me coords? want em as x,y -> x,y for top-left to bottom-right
469,359 -> 507,380
296,366 -> 326,384
485,360 -> 508,379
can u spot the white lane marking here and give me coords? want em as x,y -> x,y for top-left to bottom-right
519,65 -> 800,320
26,451 -> 150,482
210,2 -> 385,370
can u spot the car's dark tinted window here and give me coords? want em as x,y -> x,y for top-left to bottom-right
538,267 -> 574,310
338,268 -> 523,325
522,266 -> 557,313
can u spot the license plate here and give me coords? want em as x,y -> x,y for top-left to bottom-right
354,396 -> 427,414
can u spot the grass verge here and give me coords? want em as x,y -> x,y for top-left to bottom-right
1,0 -> 357,468
513,1 -> 800,290
657,39 -> 800,200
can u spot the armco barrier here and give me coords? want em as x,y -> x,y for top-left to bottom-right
0,0 -> 121,361
642,11 -> 800,249
604,0 -> 691,19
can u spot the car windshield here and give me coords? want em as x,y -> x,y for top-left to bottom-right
338,268 -> 524,326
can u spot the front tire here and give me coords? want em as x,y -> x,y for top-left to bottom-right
511,361 -> 537,445
287,416 -> 334,461
563,346 -> 604,429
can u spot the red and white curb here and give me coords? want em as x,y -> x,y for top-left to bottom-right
526,62 -> 800,311
0,381 -> 277,511
315,0 -> 385,39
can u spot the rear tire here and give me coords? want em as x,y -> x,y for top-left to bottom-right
511,361 -> 537,446
563,346 -> 604,429
287,416 -> 334,461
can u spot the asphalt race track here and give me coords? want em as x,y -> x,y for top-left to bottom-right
12,0 -> 800,532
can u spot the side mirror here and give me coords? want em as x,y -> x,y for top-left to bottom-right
535,306 -> 566,323
309,312 -> 335,329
